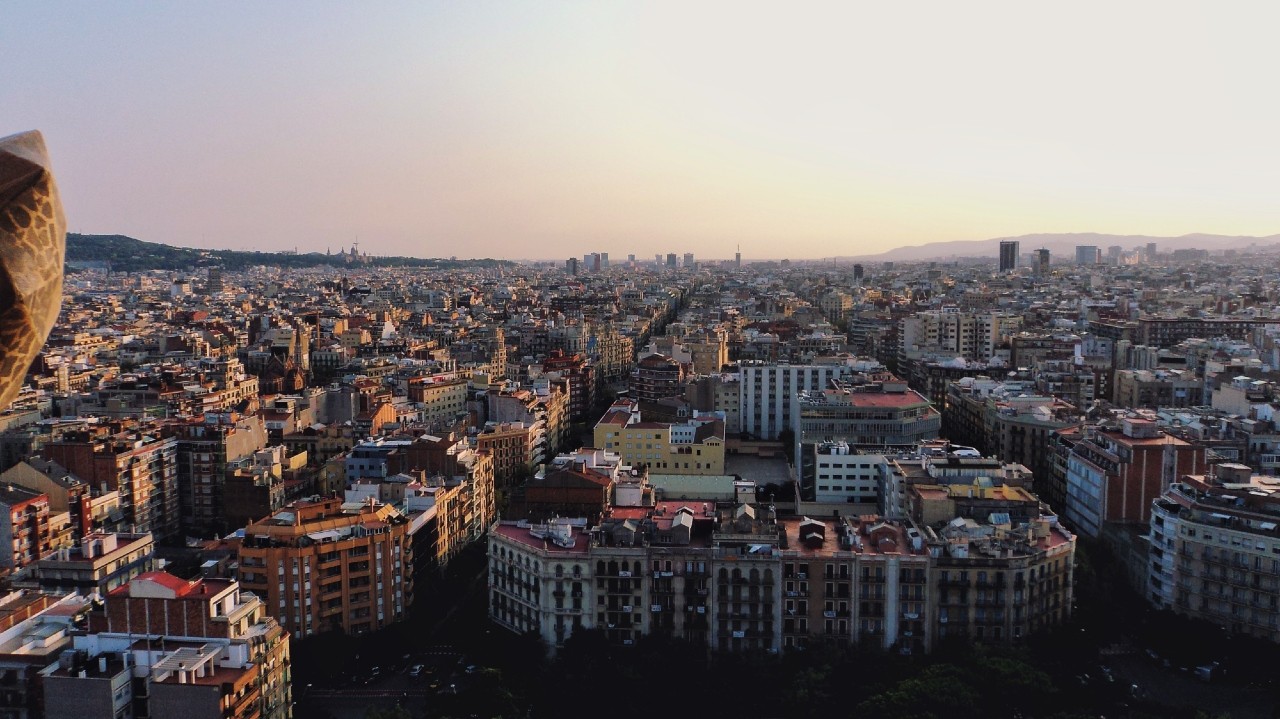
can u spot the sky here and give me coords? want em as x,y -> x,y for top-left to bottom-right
4,1 -> 1280,260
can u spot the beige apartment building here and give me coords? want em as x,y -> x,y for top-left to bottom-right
489,481 -> 1075,654
1149,464 -> 1280,643
594,401 -> 726,475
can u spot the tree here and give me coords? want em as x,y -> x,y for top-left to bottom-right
364,706 -> 412,719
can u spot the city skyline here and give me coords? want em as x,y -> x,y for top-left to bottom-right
6,2 -> 1280,259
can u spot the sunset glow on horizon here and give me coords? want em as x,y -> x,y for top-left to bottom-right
4,1 -> 1279,259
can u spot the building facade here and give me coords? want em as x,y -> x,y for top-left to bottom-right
489,483 -> 1075,655
238,497 -> 413,638
1148,464 -> 1280,643
1063,417 -> 1207,538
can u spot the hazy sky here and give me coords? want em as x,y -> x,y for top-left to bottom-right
4,2 -> 1279,259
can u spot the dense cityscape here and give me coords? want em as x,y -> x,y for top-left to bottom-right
0,240 -> 1265,718
8,2 -> 1280,716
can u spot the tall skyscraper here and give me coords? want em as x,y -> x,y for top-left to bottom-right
853,263 -> 864,281
683,252 -> 694,268
999,240 -> 1019,272
1146,242 -> 1158,260
566,257 -> 579,275
1075,245 -> 1100,265
1035,248 -> 1050,275
600,252 -> 609,268
666,253 -> 677,268
734,246 -> 741,268
206,266 -> 224,294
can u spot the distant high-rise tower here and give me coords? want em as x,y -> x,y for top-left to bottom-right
206,266 -> 224,294
1106,245 -> 1123,264
853,263 -> 864,281
735,245 -> 741,269
1146,242 -> 1158,260
999,240 -> 1019,273
1035,248 -> 1050,275
1075,245 -> 1100,265
590,253 -> 601,272
600,252 -> 609,268
566,257 -> 579,275
666,253 -> 677,269
628,254 -> 636,264
683,252 -> 694,269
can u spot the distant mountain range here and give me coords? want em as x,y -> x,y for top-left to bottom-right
836,233 -> 1280,263
65,233 -> 510,273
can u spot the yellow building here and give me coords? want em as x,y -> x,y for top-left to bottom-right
408,374 -> 468,425
593,401 -> 726,475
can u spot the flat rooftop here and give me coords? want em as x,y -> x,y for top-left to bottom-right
492,522 -> 590,555
724,454 -> 790,486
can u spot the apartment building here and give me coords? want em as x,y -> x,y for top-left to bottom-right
1062,417 -> 1208,538
489,481 -> 1075,655
777,516 -> 933,652
794,375 -> 940,455
490,482 -> 782,653
173,413 -> 267,533
1137,317 -> 1270,349
629,354 -> 685,404
344,438 -> 414,481
0,592 -> 92,719
809,442 -> 886,505
43,429 -> 180,541
1112,368 -> 1203,409
685,373 -> 741,435
477,422 -> 539,487
238,497 -> 412,638
407,373 -> 468,426
45,571 -> 291,719
593,401 -> 726,475
944,379 -> 1079,493
1148,464 -> 1280,643
898,310 -> 1023,365
0,483 -> 51,571
878,448 -> 1034,525
26,531 -> 155,597
505,449 -> 623,525
0,458 -> 99,540
740,359 -> 873,440
540,350 -> 596,423
644,331 -> 729,376
402,449 -> 495,566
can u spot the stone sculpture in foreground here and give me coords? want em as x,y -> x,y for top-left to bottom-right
0,131 -> 65,410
